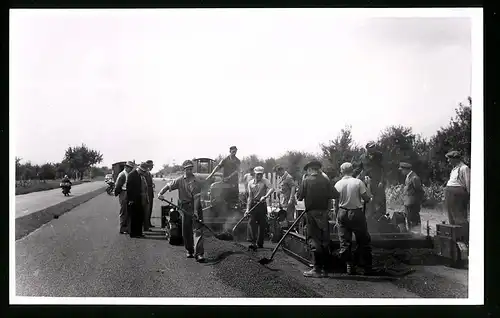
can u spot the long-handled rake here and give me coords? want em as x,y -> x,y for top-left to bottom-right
159,198 -> 234,241
258,209 -> 308,265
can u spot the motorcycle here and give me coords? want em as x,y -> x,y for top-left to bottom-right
105,179 -> 115,195
60,182 -> 71,196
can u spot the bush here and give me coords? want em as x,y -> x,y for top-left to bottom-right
386,183 -> 445,209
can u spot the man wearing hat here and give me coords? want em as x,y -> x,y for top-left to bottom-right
297,159 -> 340,278
245,166 -> 275,249
356,142 -> 387,226
334,162 -> 373,275
114,161 -> 135,234
274,165 -> 297,223
144,160 -> 155,230
158,160 -> 205,262
399,162 -> 424,233
206,146 -> 241,207
444,151 -> 470,234
126,162 -> 150,238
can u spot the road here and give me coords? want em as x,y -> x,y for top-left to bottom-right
15,180 -> 468,298
15,181 -> 106,219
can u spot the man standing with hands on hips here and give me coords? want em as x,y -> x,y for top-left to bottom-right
158,160 -> 205,262
245,166 -> 274,250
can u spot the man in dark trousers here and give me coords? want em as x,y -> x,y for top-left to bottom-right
334,162 -> 374,275
158,160 -> 205,262
144,160 -> 155,231
297,159 -> 339,278
245,166 -> 274,250
399,162 -> 424,233
114,161 -> 135,234
126,162 -> 150,238
206,146 -> 241,207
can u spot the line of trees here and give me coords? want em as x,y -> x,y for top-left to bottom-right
237,97 -> 471,187
16,143 -> 105,181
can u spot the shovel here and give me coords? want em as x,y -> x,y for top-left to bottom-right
159,198 -> 234,241
258,209 -> 308,265
231,200 -> 265,235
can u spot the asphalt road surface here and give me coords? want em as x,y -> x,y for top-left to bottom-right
15,181 -> 106,219
15,180 -> 468,298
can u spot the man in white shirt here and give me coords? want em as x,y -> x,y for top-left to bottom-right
334,162 -> 374,275
444,151 -> 470,235
114,161 -> 135,234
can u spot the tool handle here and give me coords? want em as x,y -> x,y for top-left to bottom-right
268,209 -> 308,261
232,200 -> 264,232
159,198 -> 217,236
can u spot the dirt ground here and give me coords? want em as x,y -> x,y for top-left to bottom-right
387,205 -> 449,236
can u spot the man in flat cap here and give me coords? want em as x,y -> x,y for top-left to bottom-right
114,161 -> 135,234
399,162 -> 424,233
245,166 -> 274,249
444,151 -> 470,239
297,159 -> 339,278
126,162 -> 150,238
158,160 -> 205,262
334,162 -> 373,275
206,146 -> 241,208
274,165 -> 297,223
143,160 -> 155,230
356,142 -> 387,228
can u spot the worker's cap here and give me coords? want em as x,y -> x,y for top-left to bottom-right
125,161 -> 135,168
303,159 -> 322,171
182,160 -> 194,169
273,164 -> 284,172
139,162 -> 149,169
399,162 -> 412,169
146,160 -> 154,166
340,162 -> 354,174
254,166 -> 265,174
366,142 -> 376,149
445,150 -> 461,159
229,146 -> 238,151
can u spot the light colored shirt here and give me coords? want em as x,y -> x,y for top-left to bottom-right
115,169 -> 129,191
447,162 -> 470,193
277,171 -> 296,203
334,175 -> 368,209
247,177 -> 273,202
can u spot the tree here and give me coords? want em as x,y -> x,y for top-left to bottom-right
63,143 -> 103,180
39,163 -> 57,180
264,157 -> 277,173
320,125 -> 363,179
276,151 -> 317,182
428,97 -> 472,183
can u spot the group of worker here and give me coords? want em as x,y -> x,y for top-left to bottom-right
112,143 -> 471,276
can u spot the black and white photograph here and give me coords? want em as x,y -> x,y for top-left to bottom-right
10,8 -> 483,305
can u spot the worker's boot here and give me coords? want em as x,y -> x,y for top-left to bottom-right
303,253 -> 325,278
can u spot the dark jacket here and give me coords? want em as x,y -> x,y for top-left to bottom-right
403,171 -> 424,206
297,173 -> 339,211
126,169 -> 143,204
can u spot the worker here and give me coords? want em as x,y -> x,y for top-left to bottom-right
242,167 -> 255,242
206,146 -> 241,207
444,150 -> 470,242
297,159 -> 339,278
245,166 -> 274,250
126,162 -> 150,238
158,160 -> 205,262
114,161 -> 135,234
334,162 -> 374,275
274,165 -> 297,222
356,142 -> 387,225
399,162 -> 424,233
144,160 -> 155,230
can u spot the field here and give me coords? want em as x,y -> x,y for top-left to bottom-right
15,178 -> 100,195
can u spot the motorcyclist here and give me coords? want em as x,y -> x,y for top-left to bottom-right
61,175 -> 72,195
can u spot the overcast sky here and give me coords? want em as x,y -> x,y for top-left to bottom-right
10,10 -> 473,171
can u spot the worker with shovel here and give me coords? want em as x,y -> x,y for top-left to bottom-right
158,160 -> 205,263
297,159 -> 339,278
245,166 -> 274,250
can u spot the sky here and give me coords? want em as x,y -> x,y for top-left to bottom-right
10,9 -> 474,172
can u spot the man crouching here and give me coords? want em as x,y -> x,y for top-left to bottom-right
158,160 -> 205,262
297,159 -> 339,278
